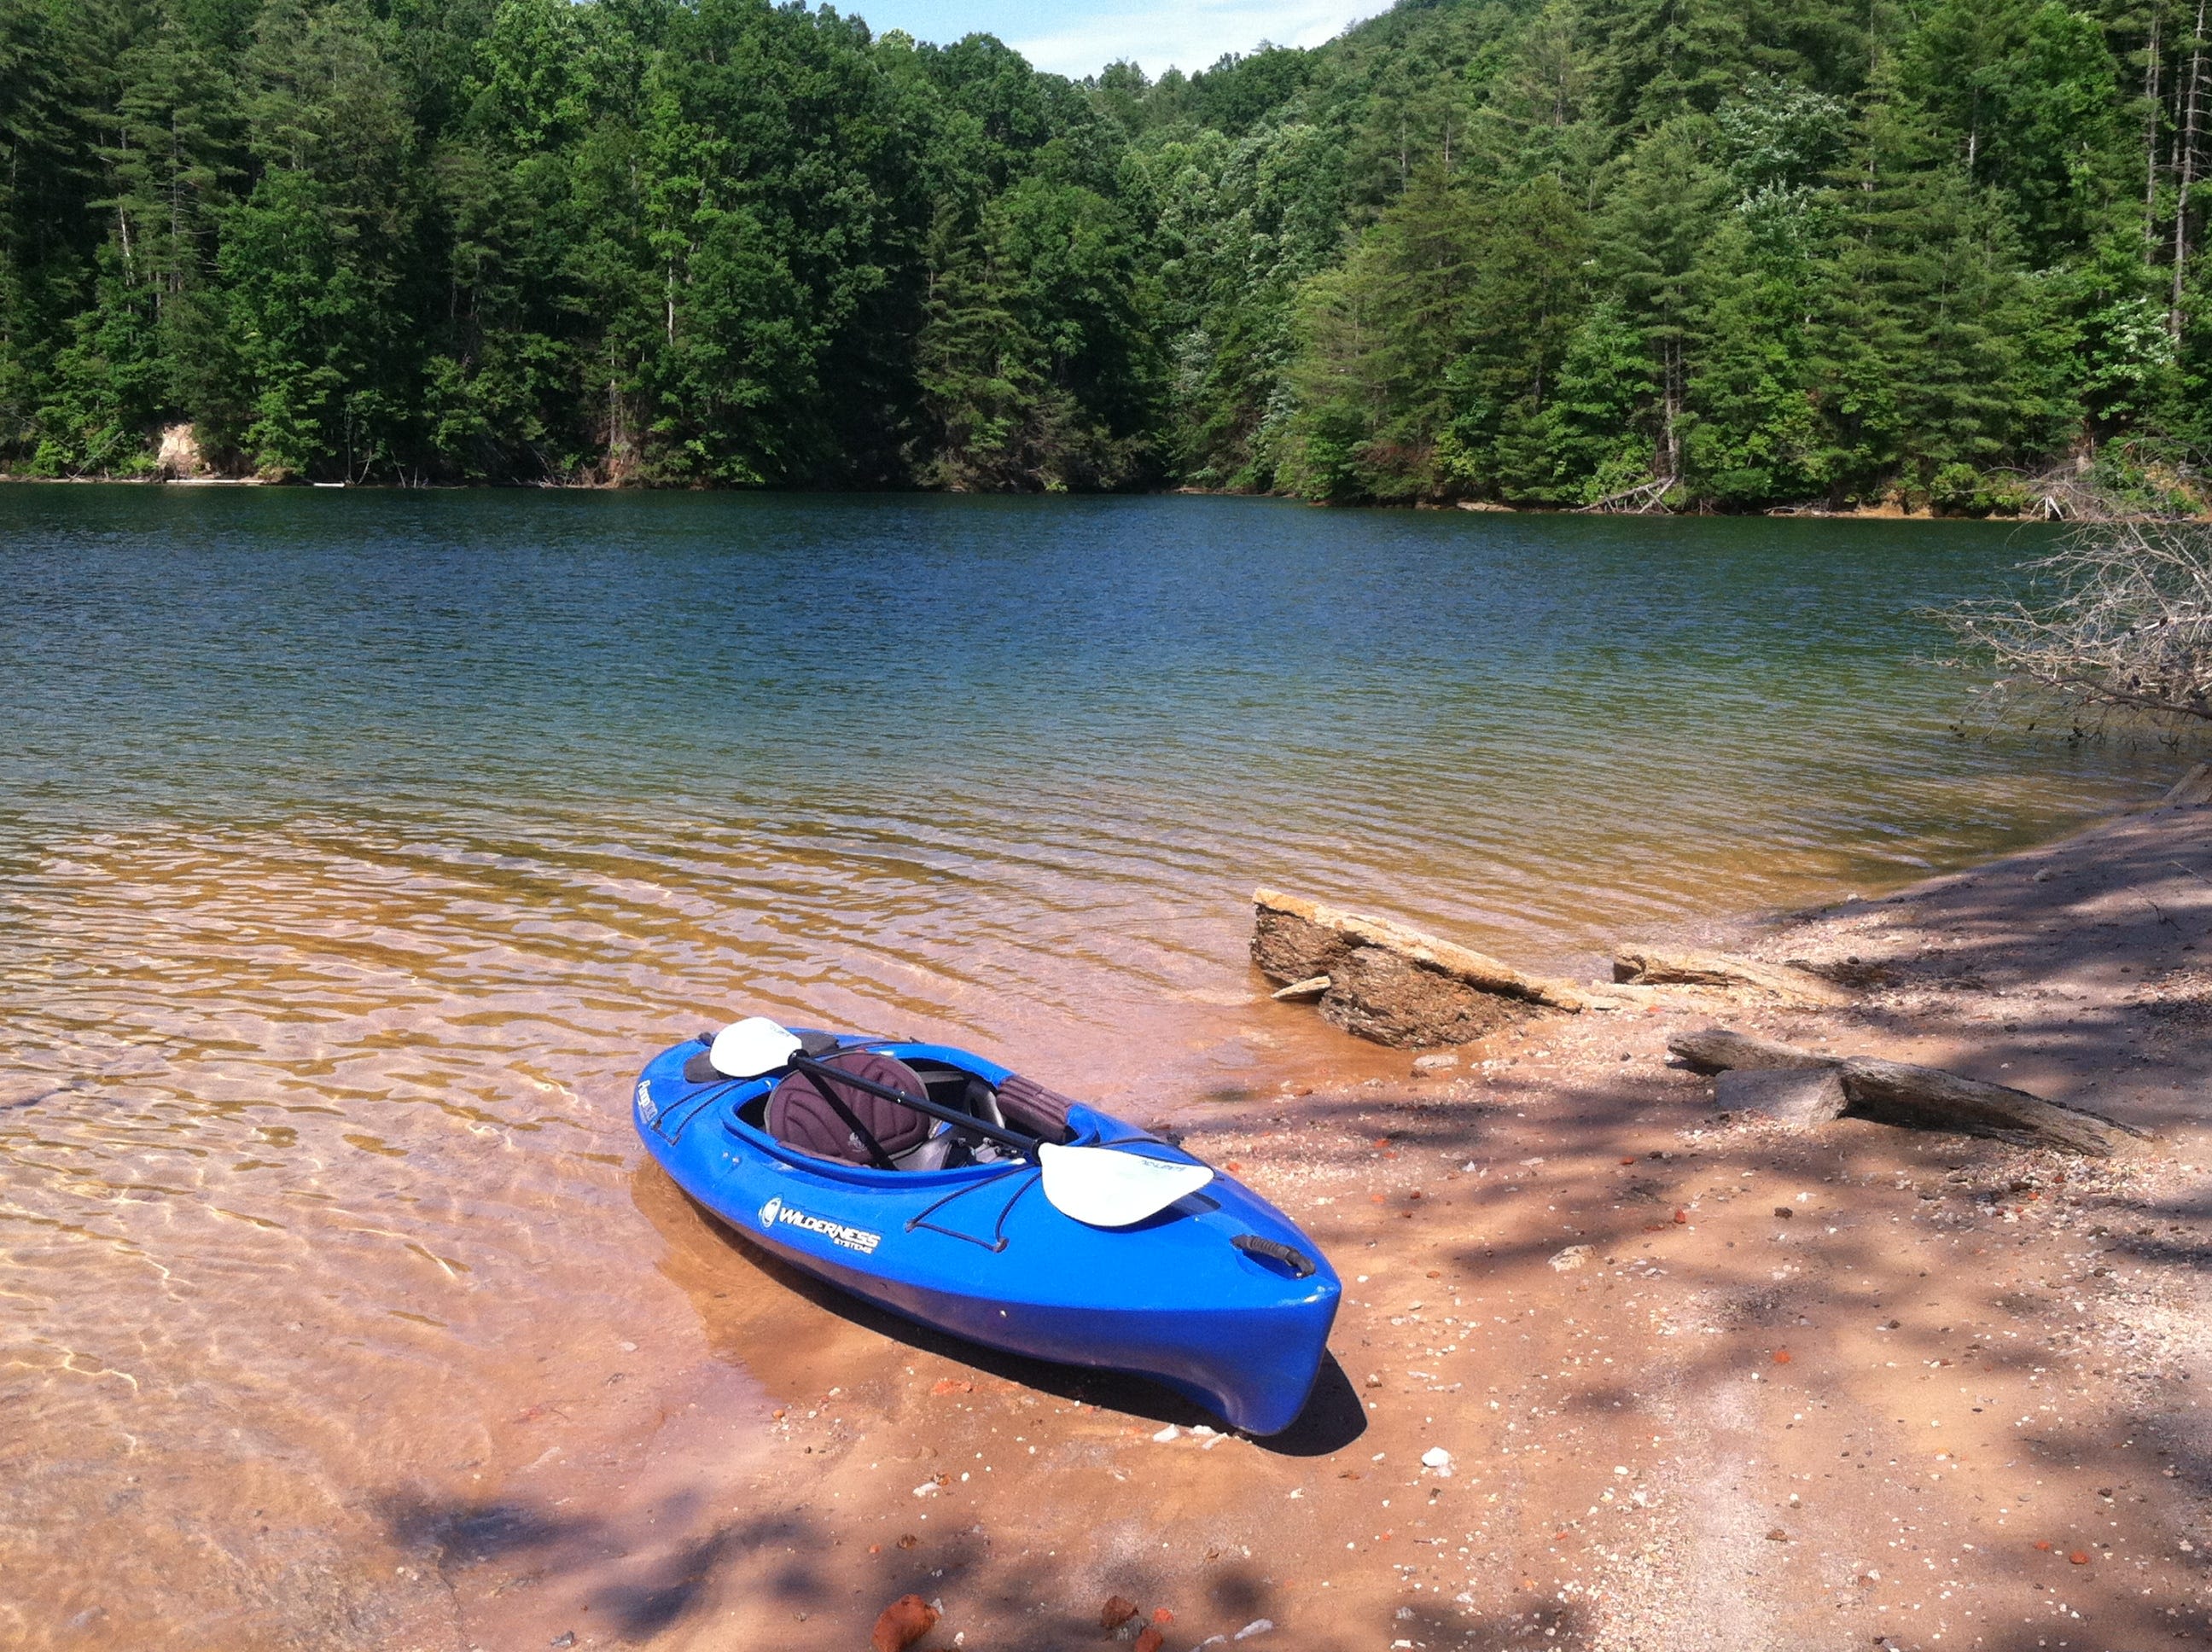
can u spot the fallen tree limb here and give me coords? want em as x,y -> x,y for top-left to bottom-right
1668,1027 -> 1839,1071
2164,761 -> 2212,807
1668,1026 -> 2149,1155
1838,1057 -> 2148,1155
1614,945 -> 1854,1007
1576,477 -> 1672,515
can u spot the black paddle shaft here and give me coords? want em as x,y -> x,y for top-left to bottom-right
785,1053 -> 1041,1157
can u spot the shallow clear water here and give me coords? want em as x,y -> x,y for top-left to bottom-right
0,486 -> 2170,1643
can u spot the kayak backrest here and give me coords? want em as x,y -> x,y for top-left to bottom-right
766,1050 -> 934,1166
995,1073 -> 1077,1143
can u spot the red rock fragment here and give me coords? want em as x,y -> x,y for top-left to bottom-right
1773,1350 -> 1792,1364
2069,1550 -> 2090,1565
1151,1608 -> 1175,1625
1673,1209 -> 1688,1224
1225,1161 -> 1243,1172
2033,1541 -> 2052,1551
1101,1595 -> 1139,1630
930,1378 -> 972,1396
870,1594 -> 937,1652
1135,1630 -> 1166,1652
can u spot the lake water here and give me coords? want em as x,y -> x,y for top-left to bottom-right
0,486 -> 2173,1644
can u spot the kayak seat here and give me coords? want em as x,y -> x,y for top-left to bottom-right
766,1050 -> 935,1167
994,1073 -> 1076,1143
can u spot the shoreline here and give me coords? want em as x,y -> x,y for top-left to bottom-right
6,469 -> 2205,524
407,781 -> 2212,1652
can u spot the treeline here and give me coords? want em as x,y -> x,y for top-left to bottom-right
2,0 -> 2209,508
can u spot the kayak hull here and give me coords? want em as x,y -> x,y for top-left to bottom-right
633,1034 -> 1339,1435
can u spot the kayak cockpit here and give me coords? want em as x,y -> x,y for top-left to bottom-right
707,1038 -> 1079,1174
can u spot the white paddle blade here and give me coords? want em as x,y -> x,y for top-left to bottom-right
709,1016 -> 803,1079
1038,1143 -> 1214,1228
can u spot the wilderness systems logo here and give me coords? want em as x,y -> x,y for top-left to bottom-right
634,1079 -> 657,1124
757,1195 -> 881,1255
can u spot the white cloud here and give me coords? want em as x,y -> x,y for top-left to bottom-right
1009,0 -> 1387,79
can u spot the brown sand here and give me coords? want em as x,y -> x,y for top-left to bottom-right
425,800 -> 2212,1652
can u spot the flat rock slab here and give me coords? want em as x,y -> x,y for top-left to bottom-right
1716,1065 -> 1848,1127
1254,887 -> 1587,1010
1318,945 -> 1542,1047
1253,887 -> 1581,1049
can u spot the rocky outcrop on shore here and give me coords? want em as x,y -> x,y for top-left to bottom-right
1250,887 -> 1586,1047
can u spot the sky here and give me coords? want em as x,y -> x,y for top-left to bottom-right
847,0 -> 1391,79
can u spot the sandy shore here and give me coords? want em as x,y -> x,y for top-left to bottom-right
414,792 -> 2212,1652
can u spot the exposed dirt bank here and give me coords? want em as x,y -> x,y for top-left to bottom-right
382,800 -> 2212,1652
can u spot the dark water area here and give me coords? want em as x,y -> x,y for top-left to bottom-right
0,486 -> 2175,1645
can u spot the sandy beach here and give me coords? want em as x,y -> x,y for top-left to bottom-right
337,784 -> 2207,1652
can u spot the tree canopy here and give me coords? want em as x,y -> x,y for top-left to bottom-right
3,0 -> 2208,506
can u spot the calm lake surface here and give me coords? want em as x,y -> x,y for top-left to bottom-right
0,486 -> 2174,1643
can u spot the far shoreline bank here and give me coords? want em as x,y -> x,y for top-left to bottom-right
5,469 -> 2203,525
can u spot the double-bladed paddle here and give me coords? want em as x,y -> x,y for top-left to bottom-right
706,1016 -> 1212,1228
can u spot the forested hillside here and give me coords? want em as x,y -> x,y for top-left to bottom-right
3,0 -> 2208,507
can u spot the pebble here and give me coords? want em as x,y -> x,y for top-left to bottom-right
1420,1446 -> 1453,1475
1548,1244 -> 1594,1272
1233,1620 -> 1275,1640
1100,1595 -> 1139,1630
1152,1424 -> 1180,1443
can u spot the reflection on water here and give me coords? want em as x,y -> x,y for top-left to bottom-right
0,487 -> 2171,1643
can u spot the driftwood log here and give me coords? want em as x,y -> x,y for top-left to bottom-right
1253,887 -> 1585,1049
1670,1026 -> 2149,1156
2164,762 -> 2212,807
1614,945 -> 1854,1007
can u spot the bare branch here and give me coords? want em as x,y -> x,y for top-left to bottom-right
1941,521 -> 2212,725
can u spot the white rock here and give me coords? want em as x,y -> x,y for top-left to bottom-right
1549,1244 -> 1595,1272
1152,1424 -> 1180,1443
911,1480 -> 941,1498
1421,1446 -> 1453,1470
1233,1621 -> 1274,1641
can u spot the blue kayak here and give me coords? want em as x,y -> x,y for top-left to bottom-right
632,1028 -> 1340,1434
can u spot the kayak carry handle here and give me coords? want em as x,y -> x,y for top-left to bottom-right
1232,1233 -> 1316,1280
